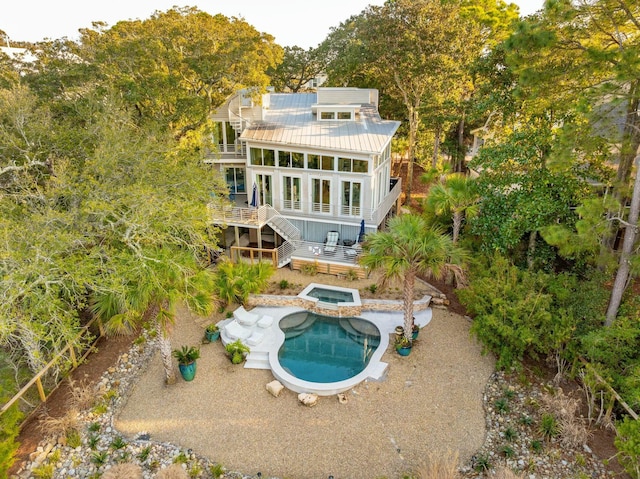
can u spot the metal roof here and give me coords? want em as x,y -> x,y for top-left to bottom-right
240,92 -> 400,155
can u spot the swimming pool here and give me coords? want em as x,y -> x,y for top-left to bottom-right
277,311 -> 380,383
298,283 -> 361,308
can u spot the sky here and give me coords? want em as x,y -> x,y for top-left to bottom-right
2,0 -> 544,50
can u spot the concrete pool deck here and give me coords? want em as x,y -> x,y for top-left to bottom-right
114,303 -> 495,479
219,304 -> 433,395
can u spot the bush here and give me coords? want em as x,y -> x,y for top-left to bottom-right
212,259 -> 274,305
459,254 -> 578,370
615,416 -> 640,479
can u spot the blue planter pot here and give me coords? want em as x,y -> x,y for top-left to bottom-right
178,361 -> 197,381
205,330 -> 220,342
412,329 -> 419,340
396,344 -> 412,356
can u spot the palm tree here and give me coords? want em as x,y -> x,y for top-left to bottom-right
424,173 -> 479,244
93,247 -> 215,384
359,214 -> 468,341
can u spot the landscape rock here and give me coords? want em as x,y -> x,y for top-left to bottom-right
297,393 -> 318,407
266,380 -> 284,398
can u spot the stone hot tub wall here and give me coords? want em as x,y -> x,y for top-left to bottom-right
246,294 -> 432,318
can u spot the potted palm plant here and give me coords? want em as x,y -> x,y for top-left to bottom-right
204,323 -> 220,342
172,345 -> 201,381
395,335 -> 412,356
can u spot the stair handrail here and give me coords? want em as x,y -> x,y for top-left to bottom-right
264,205 -> 301,242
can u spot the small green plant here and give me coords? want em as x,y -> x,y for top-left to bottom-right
531,439 -> 543,453
225,339 -> 250,364
473,453 -> 491,472
66,429 -> 82,448
225,311 -> 233,318
103,389 -> 118,401
300,262 -> 318,276
116,451 -> 131,463
494,397 -> 510,413
210,463 -> 225,479
91,403 -> 108,415
575,453 -> 586,467
32,463 -> 54,479
346,269 -> 359,281
205,323 -> 219,334
149,459 -> 160,471
133,335 -> 146,346
49,449 -> 61,464
279,279 -> 290,289
539,413 -> 559,440
110,435 -> 127,450
88,422 -> 101,432
172,345 -> 201,365
87,434 -> 99,449
504,426 -> 518,442
502,388 -> 515,399
519,414 -> 533,426
367,284 -> 377,294
91,450 -> 108,466
137,445 -> 152,462
173,451 -> 189,464
189,464 -> 203,477
501,445 -> 515,458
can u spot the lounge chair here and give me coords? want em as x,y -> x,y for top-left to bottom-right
324,231 -> 339,254
224,320 -> 252,341
246,330 -> 265,346
234,306 -> 260,326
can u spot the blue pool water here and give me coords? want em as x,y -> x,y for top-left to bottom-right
277,312 -> 380,383
306,287 -> 354,304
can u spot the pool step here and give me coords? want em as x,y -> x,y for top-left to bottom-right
245,350 -> 270,370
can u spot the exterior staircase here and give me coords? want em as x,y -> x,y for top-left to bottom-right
263,205 -> 301,267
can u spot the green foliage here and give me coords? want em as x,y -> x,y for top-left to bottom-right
278,279 -> 290,289
345,269 -> 360,281
32,463 -> 55,479
110,436 -> 127,450
87,422 -> 101,433
210,463 -> 225,479
494,397 -> 510,414
173,451 -> 189,464
473,453 -> 491,472
501,445 -> 515,458
88,435 -> 99,450
66,429 -> 82,449
539,413 -> 559,440
367,284 -> 378,294
0,363 -> 23,478
460,255 -> 568,369
615,417 -> 640,479
530,439 -> 543,453
91,450 -> 109,466
225,340 -> 250,364
172,346 -> 201,365
504,426 -> 518,442
212,259 -> 274,305
137,446 -> 152,462
300,262 -> 318,276
580,315 -> 640,409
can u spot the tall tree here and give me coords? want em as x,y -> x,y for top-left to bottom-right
322,0 -> 482,203
424,173 -> 479,243
267,46 -> 324,92
359,215 -> 468,341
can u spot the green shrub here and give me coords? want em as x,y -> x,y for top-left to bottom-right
367,284 -> 377,294
539,413 -> 559,440
67,429 -> 82,448
504,426 -> 517,442
615,416 -> 640,479
459,254 -> 577,370
209,463 -> 225,479
494,397 -> 510,414
0,368 -> 23,479
212,259 -> 274,305
279,279 -> 290,289
300,262 -> 318,276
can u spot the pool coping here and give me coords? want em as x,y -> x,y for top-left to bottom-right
220,301 -> 433,396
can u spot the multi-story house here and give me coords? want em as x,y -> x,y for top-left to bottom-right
208,87 -> 402,276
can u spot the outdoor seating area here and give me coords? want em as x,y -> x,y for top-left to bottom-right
221,306 -> 275,348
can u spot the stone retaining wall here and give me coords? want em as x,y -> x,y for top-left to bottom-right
246,294 -> 433,318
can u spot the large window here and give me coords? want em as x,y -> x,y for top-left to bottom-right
223,167 -> 245,194
308,154 -> 334,171
278,150 -> 304,168
341,181 -> 361,216
250,147 -> 275,166
312,178 -> 331,213
338,157 -> 368,173
283,176 -> 301,211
